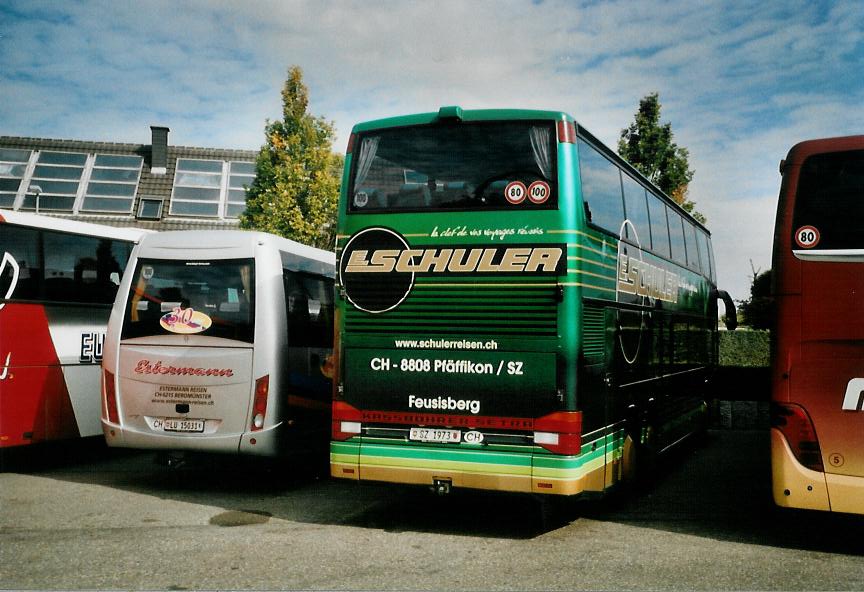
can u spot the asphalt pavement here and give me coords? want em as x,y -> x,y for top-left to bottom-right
2,430 -> 864,591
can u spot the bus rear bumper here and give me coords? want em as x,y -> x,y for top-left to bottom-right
771,428 -> 830,511
330,440 -> 610,496
102,420 -> 284,457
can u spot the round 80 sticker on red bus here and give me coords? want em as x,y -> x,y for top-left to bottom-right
528,180 -> 551,204
504,181 -> 527,204
795,225 -> 820,249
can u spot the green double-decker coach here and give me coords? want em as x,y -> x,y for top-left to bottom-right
331,106 -> 734,497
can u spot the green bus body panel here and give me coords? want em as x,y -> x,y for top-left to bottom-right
331,429 -> 624,480
349,108 -> 573,135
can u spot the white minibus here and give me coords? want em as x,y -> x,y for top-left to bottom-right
101,230 -> 335,459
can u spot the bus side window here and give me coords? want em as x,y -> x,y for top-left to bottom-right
43,231 -> 122,304
667,207 -> 687,266
577,137 -> 625,233
696,230 -> 714,282
1,225 -> 42,301
621,173 -> 651,249
684,222 -> 702,273
283,270 -> 334,348
647,193 -> 671,259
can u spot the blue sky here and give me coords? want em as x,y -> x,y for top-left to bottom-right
2,0 -> 862,301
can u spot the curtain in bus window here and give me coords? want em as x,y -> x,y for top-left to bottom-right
578,138 -> 625,233
348,121 -> 558,212
354,136 -> 380,190
530,126 -> 553,180
793,150 -> 864,250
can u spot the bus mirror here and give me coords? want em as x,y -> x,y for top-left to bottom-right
717,289 -> 738,330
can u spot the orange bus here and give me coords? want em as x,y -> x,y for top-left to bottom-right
771,135 -> 864,514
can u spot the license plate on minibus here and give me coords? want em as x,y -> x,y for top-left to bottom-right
163,418 -> 205,433
409,427 -> 460,443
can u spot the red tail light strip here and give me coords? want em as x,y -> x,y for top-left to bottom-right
103,369 -> 119,424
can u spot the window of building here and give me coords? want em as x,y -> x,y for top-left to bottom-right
80,154 -> 144,214
226,161 -> 255,218
169,158 -> 255,218
0,148 -> 31,209
21,151 -> 87,212
170,158 -> 223,217
137,197 -> 164,220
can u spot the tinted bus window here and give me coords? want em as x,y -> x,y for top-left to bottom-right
622,173 -> 651,248
792,149 -> 864,250
647,193 -> 670,258
284,271 -> 334,348
684,222 -> 701,272
1,225 -> 42,300
578,138 -> 624,233
667,208 -> 687,265
43,230 -> 127,304
696,230 -> 713,281
121,258 -> 255,343
348,121 -> 557,212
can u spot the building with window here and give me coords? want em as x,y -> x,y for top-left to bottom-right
0,126 -> 258,231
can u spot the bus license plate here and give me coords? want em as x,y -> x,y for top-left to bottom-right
163,418 -> 205,433
409,428 -> 460,443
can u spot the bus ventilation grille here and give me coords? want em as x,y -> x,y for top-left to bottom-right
582,305 -> 606,360
344,279 -> 558,337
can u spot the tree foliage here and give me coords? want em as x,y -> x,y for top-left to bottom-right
739,263 -> 773,330
240,66 -> 343,250
618,93 -> 704,224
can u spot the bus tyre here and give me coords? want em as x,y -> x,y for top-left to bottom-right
632,426 -> 658,491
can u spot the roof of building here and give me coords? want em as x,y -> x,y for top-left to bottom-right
0,128 -> 258,232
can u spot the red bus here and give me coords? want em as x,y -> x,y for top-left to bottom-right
772,135 -> 864,514
0,210 -> 148,449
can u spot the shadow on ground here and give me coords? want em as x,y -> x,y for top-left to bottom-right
5,430 -> 864,553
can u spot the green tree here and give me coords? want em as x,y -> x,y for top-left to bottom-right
739,262 -> 773,330
618,93 -> 704,224
240,66 -> 343,250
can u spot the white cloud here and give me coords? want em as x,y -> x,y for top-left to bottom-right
1,0 -> 862,301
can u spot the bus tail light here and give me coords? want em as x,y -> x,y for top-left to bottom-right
103,369 -> 119,424
346,133 -> 357,155
772,403 -> 824,472
332,401 -> 362,441
557,120 -> 576,144
534,411 -> 582,455
251,375 -> 269,432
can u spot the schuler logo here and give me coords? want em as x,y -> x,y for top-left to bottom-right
339,227 -> 565,314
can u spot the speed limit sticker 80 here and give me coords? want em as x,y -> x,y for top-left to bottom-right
795,225 -> 820,249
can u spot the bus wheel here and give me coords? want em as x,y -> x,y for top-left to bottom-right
625,426 -> 658,492
534,494 -> 570,532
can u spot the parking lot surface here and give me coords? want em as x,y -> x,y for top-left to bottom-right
2,430 -> 864,590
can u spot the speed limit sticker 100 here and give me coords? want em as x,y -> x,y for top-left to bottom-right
795,225 -> 820,249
